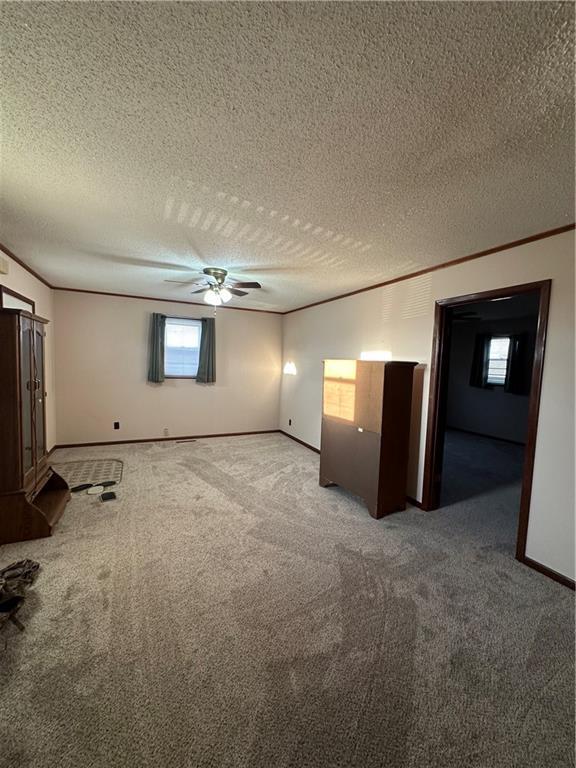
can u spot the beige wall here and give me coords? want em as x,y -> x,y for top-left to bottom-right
280,230 -> 575,580
54,292 -> 282,444
0,250 -> 57,450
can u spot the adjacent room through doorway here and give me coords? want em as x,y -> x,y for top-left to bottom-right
439,291 -> 541,552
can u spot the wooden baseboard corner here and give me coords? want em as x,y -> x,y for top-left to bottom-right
517,555 -> 575,590
279,430 -> 321,454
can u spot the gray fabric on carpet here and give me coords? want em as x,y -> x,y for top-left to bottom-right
0,434 -> 573,768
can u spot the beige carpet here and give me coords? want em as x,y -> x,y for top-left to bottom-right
0,434 -> 573,768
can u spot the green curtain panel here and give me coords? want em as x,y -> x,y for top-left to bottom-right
504,332 -> 535,395
196,317 -> 216,384
469,333 -> 489,388
147,313 -> 166,383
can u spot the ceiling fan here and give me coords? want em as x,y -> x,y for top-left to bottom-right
166,267 -> 262,306
452,309 -> 480,323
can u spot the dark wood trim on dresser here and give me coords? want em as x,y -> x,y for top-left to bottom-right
0,285 -> 36,313
0,309 -> 70,544
419,280 -> 568,585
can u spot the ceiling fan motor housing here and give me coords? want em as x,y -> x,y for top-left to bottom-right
203,267 -> 228,284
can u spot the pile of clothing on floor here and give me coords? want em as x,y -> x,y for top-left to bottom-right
0,559 -> 40,632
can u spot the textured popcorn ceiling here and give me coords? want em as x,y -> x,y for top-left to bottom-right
1,2 -> 574,311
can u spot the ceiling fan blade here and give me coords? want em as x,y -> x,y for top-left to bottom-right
231,266 -> 299,274
231,282 -> 262,289
228,288 -> 249,297
76,247 -> 197,272
190,288 -> 208,294
164,279 -> 205,286
181,231 -> 208,266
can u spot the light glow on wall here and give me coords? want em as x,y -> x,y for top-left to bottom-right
283,361 -> 297,375
360,350 -> 392,361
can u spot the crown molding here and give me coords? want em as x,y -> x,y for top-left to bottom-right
52,286 -> 283,315
283,223 -> 575,314
0,243 -> 281,315
0,242 -> 54,288
2,222 -> 574,316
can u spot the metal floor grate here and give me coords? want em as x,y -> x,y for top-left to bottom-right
52,459 -> 124,487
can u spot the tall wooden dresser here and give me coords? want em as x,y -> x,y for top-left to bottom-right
320,359 -> 418,518
0,309 -> 70,544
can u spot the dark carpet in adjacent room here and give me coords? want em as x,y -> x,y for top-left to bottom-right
441,428 -> 526,550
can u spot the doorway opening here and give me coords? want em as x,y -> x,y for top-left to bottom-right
421,280 -> 551,564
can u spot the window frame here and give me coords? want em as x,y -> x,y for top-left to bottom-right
484,333 -> 512,388
163,315 -> 203,380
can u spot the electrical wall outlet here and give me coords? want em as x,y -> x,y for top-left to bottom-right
0,255 -> 8,275
113,421 -> 120,430
163,427 -> 169,437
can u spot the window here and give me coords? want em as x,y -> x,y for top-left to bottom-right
485,335 -> 511,386
164,317 -> 202,378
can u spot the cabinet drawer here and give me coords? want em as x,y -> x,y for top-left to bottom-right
320,418 -> 380,502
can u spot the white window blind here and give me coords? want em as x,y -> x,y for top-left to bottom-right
486,336 -> 511,386
164,318 -> 202,377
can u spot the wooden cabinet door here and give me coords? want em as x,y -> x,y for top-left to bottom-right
32,322 -> 47,483
20,315 -> 36,488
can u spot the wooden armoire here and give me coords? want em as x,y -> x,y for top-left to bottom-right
319,359 -> 418,519
0,309 -> 70,544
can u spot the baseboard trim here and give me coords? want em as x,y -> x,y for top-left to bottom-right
406,496 -> 424,509
518,555 -> 575,590
279,431 -> 321,454
52,429 -> 281,450
446,426 -> 526,447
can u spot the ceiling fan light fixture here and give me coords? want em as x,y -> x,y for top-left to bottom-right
219,287 -> 232,303
204,288 -> 222,306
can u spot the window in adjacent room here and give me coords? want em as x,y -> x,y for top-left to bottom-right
485,335 -> 511,386
164,317 -> 202,378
